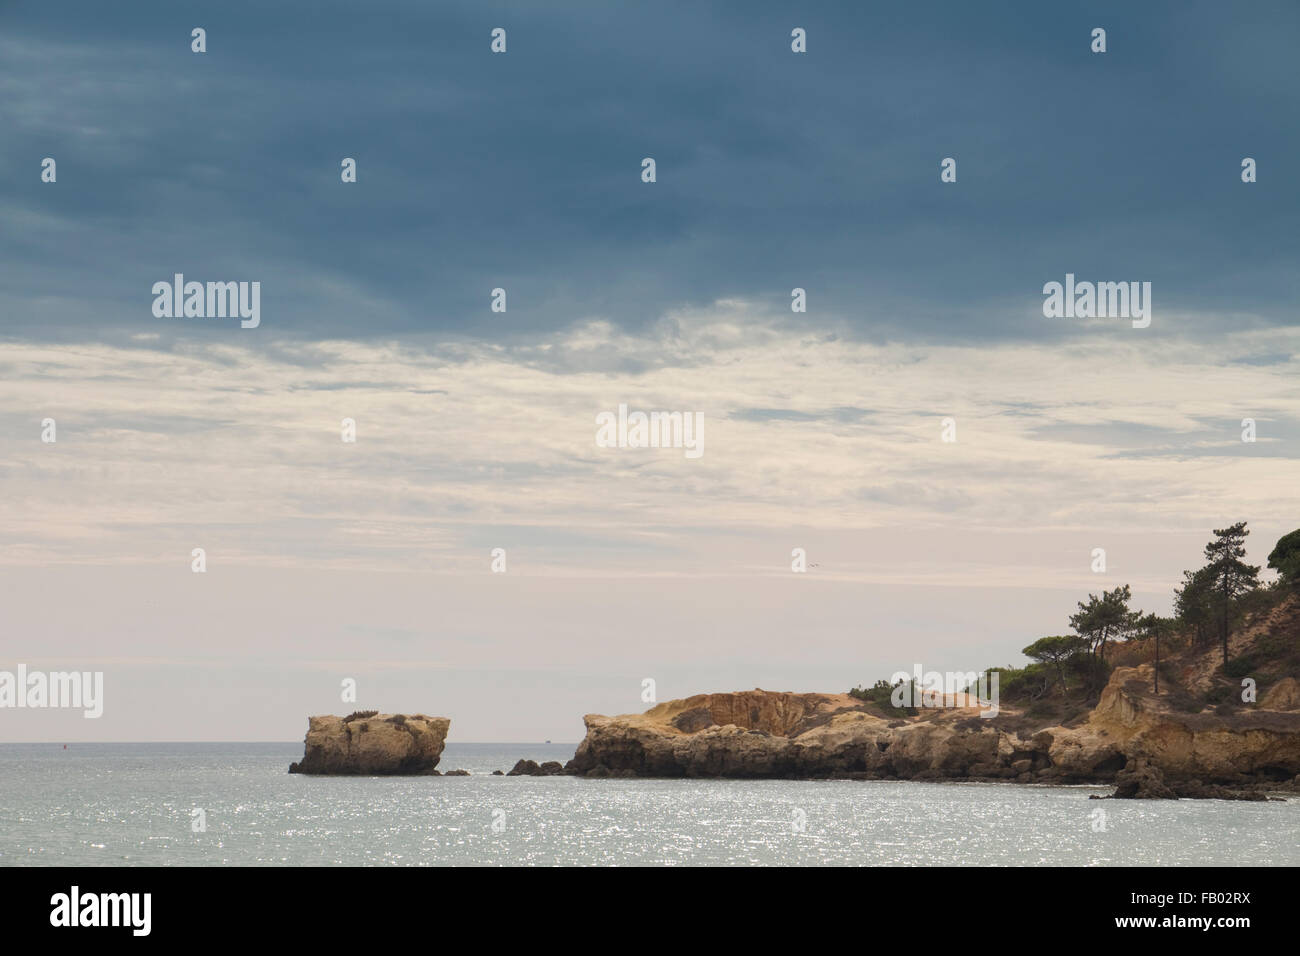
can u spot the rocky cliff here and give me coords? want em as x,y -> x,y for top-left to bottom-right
288,712 -> 450,775
564,679 -> 1300,794
1034,667 -> 1300,786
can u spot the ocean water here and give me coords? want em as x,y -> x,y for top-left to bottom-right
2,743 -> 1297,866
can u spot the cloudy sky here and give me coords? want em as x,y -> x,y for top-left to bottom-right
2,0 -> 1297,742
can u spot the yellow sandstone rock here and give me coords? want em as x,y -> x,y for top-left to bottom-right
289,712 -> 450,775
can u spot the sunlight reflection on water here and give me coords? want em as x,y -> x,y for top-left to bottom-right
2,743 -> 1296,866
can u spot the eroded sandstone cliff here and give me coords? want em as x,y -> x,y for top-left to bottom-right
564,678 -> 1300,794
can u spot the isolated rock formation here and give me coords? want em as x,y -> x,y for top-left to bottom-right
288,712 -> 450,775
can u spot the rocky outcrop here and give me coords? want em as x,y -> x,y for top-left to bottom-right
288,712 -> 450,775
506,759 -> 566,776
1099,760 -> 1270,801
565,689 -> 1012,780
1108,760 -> 1177,799
565,679 -> 1300,796
567,691 -> 860,778
1035,666 -> 1300,787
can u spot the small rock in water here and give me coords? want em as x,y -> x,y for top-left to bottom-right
506,759 -> 566,776
1111,762 -> 1177,800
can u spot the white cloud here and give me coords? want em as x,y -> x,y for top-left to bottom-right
1,307 -> 1296,585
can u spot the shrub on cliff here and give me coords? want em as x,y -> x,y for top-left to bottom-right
848,679 -> 918,717
1025,699 -> 1064,719
343,710 -> 378,722
1223,654 -> 1258,680
1268,529 -> 1300,589
988,663 -> 1053,703
1255,626 -> 1300,678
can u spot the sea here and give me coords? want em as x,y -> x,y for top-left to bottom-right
2,742 -> 1297,866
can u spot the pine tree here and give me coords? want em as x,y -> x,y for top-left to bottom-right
1173,566 -> 1215,645
1022,635 -> 1088,694
1202,522 -> 1261,668
1068,585 -> 1140,663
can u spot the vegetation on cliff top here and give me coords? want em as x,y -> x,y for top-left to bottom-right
851,522 -> 1300,724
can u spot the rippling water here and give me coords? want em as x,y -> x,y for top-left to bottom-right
2,743 -> 1296,866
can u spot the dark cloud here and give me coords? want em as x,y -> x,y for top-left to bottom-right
1,0 -> 1296,349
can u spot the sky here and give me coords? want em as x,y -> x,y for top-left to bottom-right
1,0 -> 1297,742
